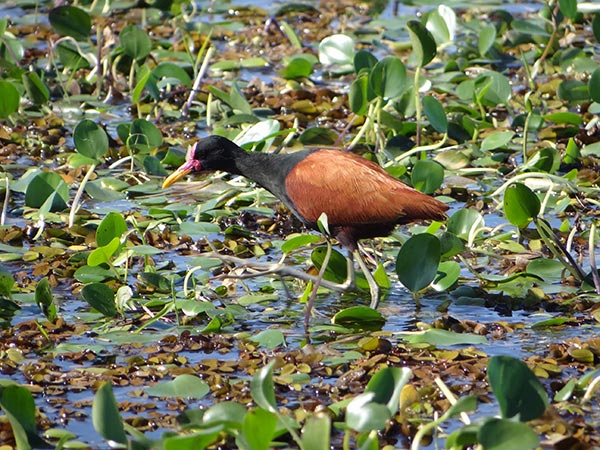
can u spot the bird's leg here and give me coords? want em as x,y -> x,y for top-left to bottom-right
304,238 -> 332,330
353,249 -> 381,309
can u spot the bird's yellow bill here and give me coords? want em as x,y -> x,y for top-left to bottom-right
162,167 -> 192,189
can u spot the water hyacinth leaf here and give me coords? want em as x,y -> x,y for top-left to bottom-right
478,24 -> 497,56
407,20 -> 437,67
49,6 -> 91,41
503,183 -> 540,228
589,68 -> 600,103
353,50 -> 378,75
544,111 -> 583,125
299,127 -> 338,145
364,366 -> 411,415
526,258 -> 564,282
531,147 -> 560,173
138,272 -> 171,292
202,402 -> 247,429
445,395 -> 478,417
511,20 -> 551,37
25,172 -> 69,211
594,13 -> 600,43
35,277 -> 57,322
250,360 -> 277,413
0,384 -> 45,449
422,95 -> 447,133
73,119 -> 109,160
318,34 -> 354,70
349,76 -> 369,115
81,283 -> 117,317
487,356 -> 548,421
147,374 -> 210,399
557,79 -> 589,103
563,138 -> 580,164
0,80 -> 20,118
425,8 -> 451,45
301,414 -> 330,450
92,382 -> 127,445
411,160 -> 444,194
345,392 -> 390,432
369,56 -> 407,100
250,329 -> 286,349
117,119 -> 163,154
74,265 -> 114,283
431,260 -> 460,291
400,328 -> 487,345
396,233 -> 440,292
447,209 -> 484,241
478,418 -> 540,450
22,72 -> 50,105
152,62 -> 192,87
0,268 -> 14,298
311,246 -> 348,283
480,131 -> 514,152
120,25 -> 152,60
559,0 -> 578,20
56,41 -> 90,70
96,211 -> 128,247
179,221 -> 222,235
239,408 -> 277,450
163,432 -> 221,450
475,71 -> 511,106
281,234 -> 321,254
280,57 -> 313,79
332,306 -> 385,327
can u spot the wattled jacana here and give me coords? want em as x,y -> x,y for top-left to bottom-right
162,135 -> 449,308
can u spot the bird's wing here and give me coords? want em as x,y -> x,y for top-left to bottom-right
284,150 -> 445,226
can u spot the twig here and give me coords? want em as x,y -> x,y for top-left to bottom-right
182,45 -> 215,117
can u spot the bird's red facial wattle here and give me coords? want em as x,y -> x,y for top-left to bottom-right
161,144 -> 202,189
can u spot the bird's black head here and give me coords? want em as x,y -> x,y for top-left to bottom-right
162,136 -> 245,189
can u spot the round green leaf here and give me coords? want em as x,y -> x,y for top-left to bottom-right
345,392 -> 391,432
407,20 -> 437,67
368,56 -> 407,100
589,68 -> 600,103
475,71 -> 512,106
503,183 -> 540,228
353,50 -> 378,74
49,6 -> 91,41
558,0 -> 578,20
0,80 -> 20,118
22,72 -> 50,105
431,260 -> 460,291
35,277 -> 57,322
447,209 -> 484,240
318,34 -> 354,70
249,329 -> 286,349
299,127 -> 338,145
120,25 -> 151,60
96,212 -> 128,247
593,13 -> 600,44
280,57 -> 313,79
92,382 -> 127,445
478,24 -> 497,56
56,41 -> 90,70
332,306 -> 385,327
487,356 -> 549,421
422,95 -> 447,133
281,234 -> 321,254
411,160 -> 444,194
349,76 -> 369,115
81,283 -> 117,317
118,119 -> 163,154
478,418 -> 540,450
480,131 -> 515,152
25,171 -> 69,211
311,247 -> 348,283
557,79 -> 589,103
396,233 -> 441,292
73,119 -> 109,160
147,374 -> 210,399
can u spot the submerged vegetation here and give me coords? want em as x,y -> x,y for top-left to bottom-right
0,0 -> 599,448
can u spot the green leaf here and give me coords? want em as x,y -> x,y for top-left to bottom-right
364,367 -> 411,415
503,183 -> 540,228
87,237 -> 120,267
399,328 -> 488,346
411,160 -> 444,194
311,246 -> 348,284
0,80 -> 20,118
332,306 -> 386,327
35,277 -> 57,322
22,72 -> 50,105
447,209 -> 484,241
202,401 -> 247,430
368,56 -> 407,100
25,172 -> 69,212
589,68 -> 600,103
345,392 -> 391,432
146,374 -> 210,399
558,0 -> 578,20
92,382 -> 127,445
56,41 -> 90,70
478,24 -> 497,56
353,50 -> 378,74
478,418 -> 540,450
280,57 -> 313,79
0,384 -> 43,450
120,25 -> 152,60
239,408 -> 277,450
299,127 -> 338,146
445,395 -> 478,418
249,329 -> 286,349
407,20 -> 437,67
48,6 -> 91,41
250,360 -> 277,413
481,131 -> 514,152
96,212 -> 128,247
318,34 -> 354,70
73,120 -> 109,160
118,119 -> 163,154
475,71 -> 512,106
395,233 -> 441,292
281,234 -> 321,254
422,95 -> 447,133
301,414 -> 330,450
431,260 -> 460,291
487,356 -> 548,421
593,13 -> 600,43
80,283 -> 117,317
0,268 -> 15,298
349,76 -> 369,115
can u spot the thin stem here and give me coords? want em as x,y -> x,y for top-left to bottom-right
69,163 -> 96,228
1,174 -> 9,226
304,240 -> 332,330
182,44 -> 215,117
414,68 -> 422,147
589,222 -> 600,294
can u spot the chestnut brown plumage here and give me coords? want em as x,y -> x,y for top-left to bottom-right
162,135 -> 449,309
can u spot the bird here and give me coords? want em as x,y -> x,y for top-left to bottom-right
162,135 -> 449,312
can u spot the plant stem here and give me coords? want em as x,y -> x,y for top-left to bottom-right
1,174 -> 9,226
69,163 -> 96,228
588,222 -> 600,294
183,43 -> 215,117
414,68 -> 422,147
